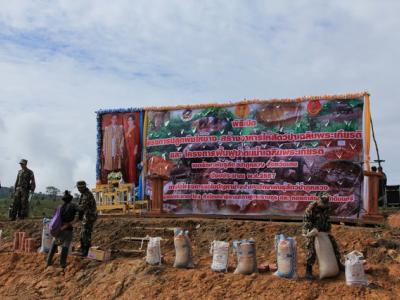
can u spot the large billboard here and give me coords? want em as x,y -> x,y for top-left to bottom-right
145,95 -> 366,218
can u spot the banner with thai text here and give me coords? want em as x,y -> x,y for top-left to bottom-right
145,96 -> 365,218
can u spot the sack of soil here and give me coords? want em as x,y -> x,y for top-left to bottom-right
210,240 -> 229,272
146,237 -> 162,266
274,234 -> 297,279
315,232 -> 339,279
233,239 -> 257,275
39,218 -> 52,253
345,251 -> 368,286
173,229 -> 194,268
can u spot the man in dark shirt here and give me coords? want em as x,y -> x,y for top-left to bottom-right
46,191 -> 80,268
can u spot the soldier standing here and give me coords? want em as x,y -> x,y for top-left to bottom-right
76,181 -> 97,256
10,159 -> 35,220
302,193 -> 344,279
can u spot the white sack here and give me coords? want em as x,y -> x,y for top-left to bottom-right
146,237 -> 162,265
39,218 -> 52,253
345,251 -> 368,286
210,241 -> 229,272
315,232 -> 339,279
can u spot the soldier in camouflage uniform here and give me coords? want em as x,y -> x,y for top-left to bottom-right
302,193 -> 343,279
77,181 -> 97,256
10,159 -> 36,220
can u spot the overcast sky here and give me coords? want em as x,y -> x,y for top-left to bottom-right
0,0 -> 399,192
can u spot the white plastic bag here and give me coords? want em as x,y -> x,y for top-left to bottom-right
146,237 -> 162,265
39,218 -> 52,253
274,234 -> 297,279
345,251 -> 368,286
315,232 -> 339,279
210,241 -> 229,272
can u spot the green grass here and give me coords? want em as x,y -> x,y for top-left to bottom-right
0,192 -> 62,220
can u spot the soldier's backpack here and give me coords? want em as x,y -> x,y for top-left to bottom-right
49,205 -> 63,237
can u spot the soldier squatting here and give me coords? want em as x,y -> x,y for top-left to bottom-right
302,193 -> 344,279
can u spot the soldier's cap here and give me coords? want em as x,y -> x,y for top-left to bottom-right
319,192 -> 330,203
19,159 -> 28,165
76,180 -> 87,188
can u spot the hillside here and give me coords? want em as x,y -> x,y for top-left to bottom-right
0,217 -> 399,299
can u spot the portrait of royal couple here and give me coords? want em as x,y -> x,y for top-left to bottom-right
102,113 -> 141,184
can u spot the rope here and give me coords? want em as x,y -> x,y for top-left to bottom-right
370,115 -> 382,168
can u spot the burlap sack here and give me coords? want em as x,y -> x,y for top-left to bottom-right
233,240 -> 257,275
173,229 -> 194,268
315,232 -> 339,279
274,234 -> 298,279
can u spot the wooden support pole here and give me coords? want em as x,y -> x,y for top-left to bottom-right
363,170 -> 384,222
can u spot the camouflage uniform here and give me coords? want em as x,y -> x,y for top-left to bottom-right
78,187 -> 97,255
11,166 -> 35,220
303,201 -> 341,267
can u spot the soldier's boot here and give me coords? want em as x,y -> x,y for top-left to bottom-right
76,240 -> 89,257
75,250 -> 86,257
46,243 -> 58,267
81,244 -> 90,257
60,247 -> 69,268
74,239 -> 85,256
305,264 -> 315,280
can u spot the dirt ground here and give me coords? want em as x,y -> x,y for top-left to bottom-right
0,215 -> 400,300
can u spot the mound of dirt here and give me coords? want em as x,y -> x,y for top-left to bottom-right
388,212 -> 400,229
0,217 -> 399,299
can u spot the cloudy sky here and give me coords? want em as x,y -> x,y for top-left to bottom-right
0,0 -> 399,192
